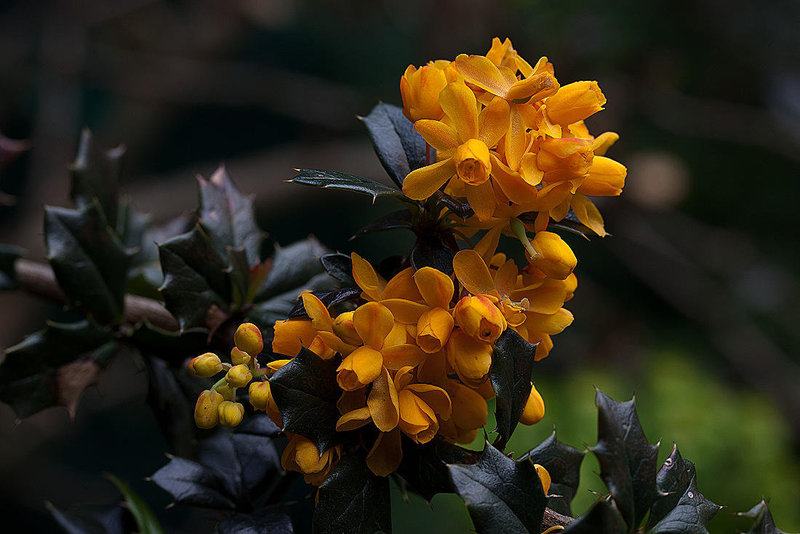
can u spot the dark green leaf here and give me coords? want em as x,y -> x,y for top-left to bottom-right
313,452 -> 391,534
291,169 -> 404,201
151,456 -> 237,510
107,474 -> 165,534
590,390 -> 659,531
450,441 -> 547,534
257,237 -> 328,300
45,203 -> 132,322
127,214 -> 192,298
411,237 -> 454,274
0,244 -> 22,290
647,475 -> 722,534
198,166 -> 264,265
269,347 -> 340,453
144,356 -> 197,457
352,209 -> 413,240
490,329 -> 536,449
217,505 -> 293,534
46,500 -> 127,534
250,273 -> 340,328
69,128 -> 122,225
320,253 -> 354,284
361,102 -> 429,188
521,430 -> 586,516
158,225 -> 230,331
398,438 -> 478,501
740,499 -> 788,534
562,499 -> 627,534
648,444 -> 696,527
227,246 -> 251,309
287,286 -> 361,319
0,320 -> 117,418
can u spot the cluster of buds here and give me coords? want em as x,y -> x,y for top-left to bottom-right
401,37 -> 626,256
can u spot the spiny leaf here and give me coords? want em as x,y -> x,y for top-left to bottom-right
562,499 -> 627,534
320,253 -> 354,284
197,166 -> 264,266
46,500 -> 128,534
45,202 -> 132,322
286,286 -> 361,319
590,390 -> 659,531
269,347 -> 341,453
69,128 -> 123,225
290,169 -> 405,201
351,208 -> 414,240
106,474 -> 165,534
257,237 -> 328,300
150,456 -> 237,510
449,441 -> 548,534
411,236 -> 454,274
490,329 -> 536,449
361,102 -> 429,188
0,320 -> 117,418
157,225 -> 230,331
521,430 -> 587,516
647,475 -> 722,534
0,244 -> 22,290
397,439 -> 478,502
740,499 -> 788,534
648,444 -> 696,527
313,452 -> 391,534
217,505 -> 294,534
143,356 -> 198,457
250,273 -> 340,328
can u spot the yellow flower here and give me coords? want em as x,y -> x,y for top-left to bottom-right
439,380 -> 488,443
281,433 -> 341,486
544,81 -> 606,125
400,61 -> 455,122
577,156 -> 627,197
188,353 -> 222,377
519,383 -> 545,425
527,231 -> 577,280
194,389 -> 224,429
218,401 -> 245,427
453,294 -> 507,343
395,366 -> 452,444
445,328 -> 492,387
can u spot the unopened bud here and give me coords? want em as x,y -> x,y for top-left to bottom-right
249,381 -> 270,411
332,311 -> 361,345
519,384 -> 545,425
218,401 -> 245,427
230,347 -> 251,366
453,295 -> 507,343
225,364 -> 253,388
216,384 -> 235,401
194,389 -> 224,429
545,80 -> 606,125
527,231 -> 577,280
188,353 -> 223,377
534,464 -> 552,494
234,322 -> 263,356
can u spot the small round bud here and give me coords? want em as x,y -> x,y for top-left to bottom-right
527,231 -> 577,280
216,384 -> 235,401
332,311 -> 361,345
194,389 -> 224,429
519,384 -> 545,425
225,364 -> 253,388
218,401 -> 245,427
188,353 -> 223,377
230,347 -> 251,366
453,295 -> 507,343
249,381 -> 270,411
234,323 -> 263,356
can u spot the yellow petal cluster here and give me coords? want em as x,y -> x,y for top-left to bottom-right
400,37 -> 626,242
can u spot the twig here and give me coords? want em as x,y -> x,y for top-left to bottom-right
542,507 -> 574,529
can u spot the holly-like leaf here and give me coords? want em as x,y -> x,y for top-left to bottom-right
0,244 -> 22,290
69,128 -> 123,225
352,208 -> 413,240
490,329 -> 536,449
562,499 -> 627,534
648,444 -> 696,527
313,452 -> 391,534
411,237 -> 454,274
257,237 -> 328,300
740,499 -> 788,534
361,102 -> 429,188
449,441 -> 548,534
269,347 -> 341,453
286,286 -> 361,319
522,430 -> 586,516
647,475 -> 722,534
320,253 -> 354,284
151,428 -> 281,511
0,320 -> 117,418
398,438 -> 478,502
106,474 -> 165,534
143,356 -> 197,457
590,390 -> 659,531
290,169 -> 405,201
46,500 -> 128,534
198,166 -> 264,266
218,505 -> 294,534
158,225 -> 231,331
251,273 -> 341,327
45,203 -> 132,322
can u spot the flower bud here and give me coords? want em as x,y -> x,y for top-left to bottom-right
225,364 -> 253,388
188,353 -> 222,377
194,389 -> 224,429
218,401 -> 245,427
577,156 -> 627,197
216,384 -> 235,401
400,62 -> 449,122
248,381 -> 269,411
454,139 -> 491,186
519,384 -> 545,425
416,307 -> 455,353
528,231 -> 577,280
536,138 -> 594,177
545,81 -> 606,125
332,311 -> 361,345
234,322 -> 263,356
534,463 -> 552,494
453,295 -> 507,343
230,347 -> 251,366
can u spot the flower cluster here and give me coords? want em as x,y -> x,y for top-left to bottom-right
401,37 -> 626,248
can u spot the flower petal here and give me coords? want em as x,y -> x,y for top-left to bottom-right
439,81 -> 479,142
402,158 -> 456,200
493,260 -> 519,297
478,96 -> 510,149
382,267 -> 423,301
351,252 -> 385,301
504,105 -> 527,170
453,249 -> 496,295
301,292 -> 333,332
406,383 -> 452,420
454,54 -> 511,98
354,302 -> 394,349
336,406 -> 372,432
489,154 -> 538,205
524,308 -> 574,335
466,181 -> 497,222
366,429 -> 403,477
381,298 -> 428,324
414,267 -> 455,309
382,343 -> 428,370
368,367 -> 400,431
415,120 -> 459,152
570,193 -> 607,237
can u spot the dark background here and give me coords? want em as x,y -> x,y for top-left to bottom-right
1,0 -> 799,531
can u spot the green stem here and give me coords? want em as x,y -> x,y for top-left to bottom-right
510,217 -> 539,259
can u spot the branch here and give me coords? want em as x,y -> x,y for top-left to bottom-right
14,258 -> 179,331
542,507 -> 574,529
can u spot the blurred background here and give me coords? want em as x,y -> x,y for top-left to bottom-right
1,0 -> 799,531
